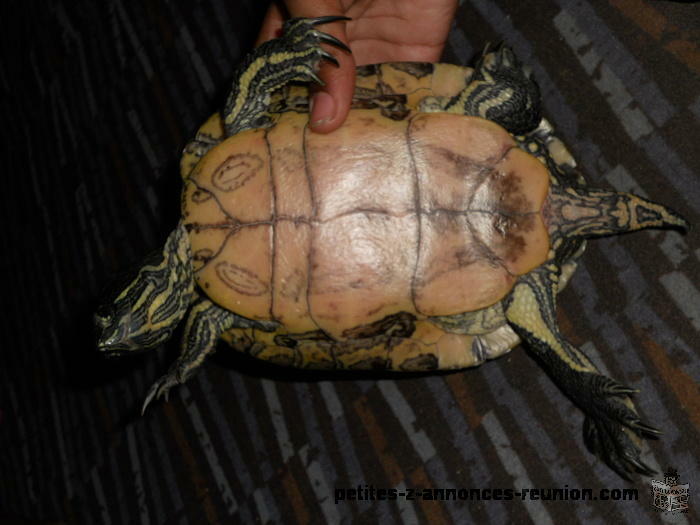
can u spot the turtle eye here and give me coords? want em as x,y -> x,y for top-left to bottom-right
94,303 -> 131,352
94,305 -> 112,327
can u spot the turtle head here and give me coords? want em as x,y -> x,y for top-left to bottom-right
95,224 -> 195,357
94,302 -> 133,357
94,253 -> 177,357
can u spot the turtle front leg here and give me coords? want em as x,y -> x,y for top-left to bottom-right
141,295 -> 277,414
438,44 -> 541,135
504,265 -> 659,479
223,16 -> 351,136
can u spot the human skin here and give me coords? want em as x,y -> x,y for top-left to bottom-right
255,0 -> 458,133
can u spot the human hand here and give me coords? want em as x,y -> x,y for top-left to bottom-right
256,0 -> 459,133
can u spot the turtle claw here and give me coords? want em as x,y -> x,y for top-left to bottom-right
318,48 -> 340,67
141,387 -> 158,416
313,30 -> 352,54
281,17 -> 351,70
602,379 -> 640,396
307,70 -> 325,86
577,372 -> 661,478
308,15 -> 352,26
479,42 -> 514,63
141,370 -> 182,415
609,385 -> 640,396
630,419 -> 663,437
583,415 -> 657,479
622,451 -> 657,477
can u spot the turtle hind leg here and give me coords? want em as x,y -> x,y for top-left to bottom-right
223,16 -> 350,136
141,295 -> 277,414
444,43 -> 541,134
504,265 -> 659,479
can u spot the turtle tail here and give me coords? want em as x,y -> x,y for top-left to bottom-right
548,184 -> 689,240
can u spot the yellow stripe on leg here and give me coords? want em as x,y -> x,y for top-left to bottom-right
507,278 -> 592,373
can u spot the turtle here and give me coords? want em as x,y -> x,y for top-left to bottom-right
94,16 -> 688,478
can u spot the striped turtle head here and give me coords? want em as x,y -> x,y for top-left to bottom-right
94,254 -> 176,357
95,301 -> 156,357
95,224 -> 195,357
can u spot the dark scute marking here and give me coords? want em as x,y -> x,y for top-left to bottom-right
304,358 -> 341,370
211,153 -> 263,192
423,145 -> 539,267
274,335 -> 298,348
502,223 -> 529,262
193,248 -> 214,263
467,239 -> 503,269
342,311 -> 416,340
263,352 -> 297,367
356,64 -> 379,77
380,106 -> 411,121
453,246 -> 481,268
352,87 -> 377,102
491,168 -> 537,263
350,94 -> 410,121
348,357 -> 391,370
431,146 -> 487,182
494,169 -> 530,216
226,331 -> 255,352
488,213 -> 533,264
192,188 -> 213,203
275,330 -> 331,348
399,354 -> 439,371
388,62 -> 434,78
215,261 -> 269,296
268,86 -> 309,114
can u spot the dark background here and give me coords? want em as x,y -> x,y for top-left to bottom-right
1,0 -> 699,523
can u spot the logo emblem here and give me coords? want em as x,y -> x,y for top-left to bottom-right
650,468 -> 689,513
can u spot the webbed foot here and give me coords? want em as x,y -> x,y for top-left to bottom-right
281,16 -> 352,84
505,266 -> 660,479
223,16 -> 351,135
577,374 -> 659,479
140,296 -> 278,414
447,43 -> 541,134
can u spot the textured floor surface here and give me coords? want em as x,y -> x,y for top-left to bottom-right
1,0 -> 699,523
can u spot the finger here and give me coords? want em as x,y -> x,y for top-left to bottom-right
308,38 -> 355,134
281,1 -> 354,133
255,3 -> 286,46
